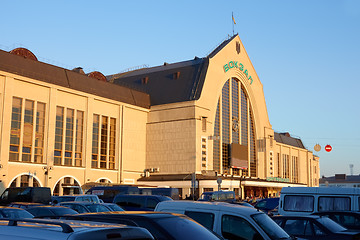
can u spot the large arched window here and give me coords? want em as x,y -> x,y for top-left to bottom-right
213,78 -> 257,177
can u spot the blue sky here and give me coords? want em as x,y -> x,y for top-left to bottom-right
1,1 -> 359,177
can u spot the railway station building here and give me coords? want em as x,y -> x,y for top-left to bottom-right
0,34 -> 319,199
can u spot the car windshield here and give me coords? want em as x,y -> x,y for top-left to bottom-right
105,204 -> 124,211
86,204 -> 111,213
317,217 -> 347,232
0,209 -> 34,219
251,213 -> 291,240
54,196 -> 76,203
153,215 -> 222,240
51,207 -> 79,215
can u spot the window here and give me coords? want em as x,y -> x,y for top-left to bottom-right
221,214 -> 259,240
213,79 -> 256,177
9,97 -> 46,163
185,211 -> 214,230
282,154 -> 289,179
92,114 -> 116,170
318,196 -> 351,211
284,195 -> 314,212
201,137 -> 207,170
54,107 -> 84,167
292,156 -> 298,183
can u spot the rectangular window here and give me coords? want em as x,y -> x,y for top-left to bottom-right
92,114 -> 116,170
64,109 -> 74,166
284,195 -> 314,212
10,97 -> 22,161
9,97 -> 46,163
22,100 -> 34,162
283,154 -> 289,179
54,107 -> 64,165
34,102 -> 45,163
100,116 -> 108,169
292,156 -> 298,183
54,107 -> 83,167
185,211 -> 214,230
277,153 -> 281,178
109,118 -> 116,169
201,137 -> 207,171
74,111 -> 84,167
92,114 -> 100,168
318,197 -> 351,211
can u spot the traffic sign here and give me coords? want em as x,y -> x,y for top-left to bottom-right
325,144 -> 332,152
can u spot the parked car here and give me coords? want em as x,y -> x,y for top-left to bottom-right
52,194 -> 101,205
198,191 -> 236,202
0,187 -> 51,205
254,197 -> 279,215
86,186 -> 140,203
312,211 -> 360,231
0,218 -> 154,240
272,215 -> 360,240
155,200 -> 292,240
64,211 -> 224,240
26,205 -> 79,219
113,194 -> 172,211
101,203 -> 124,211
0,206 -> 34,219
59,201 -> 112,213
8,202 -> 45,209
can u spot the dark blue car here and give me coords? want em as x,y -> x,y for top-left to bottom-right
254,197 -> 279,215
113,195 -> 172,211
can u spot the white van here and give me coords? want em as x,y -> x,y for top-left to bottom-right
155,201 -> 292,240
278,187 -> 360,216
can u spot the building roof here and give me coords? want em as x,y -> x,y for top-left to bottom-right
274,132 -> 306,149
320,174 -> 360,184
0,49 -> 150,109
109,57 -> 209,106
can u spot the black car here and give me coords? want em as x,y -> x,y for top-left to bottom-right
113,194 -> 172,211
26,205 -> 79,218
64,211 -> 223,240
59,201 -> 112,213
0,206 -> 34,219
272,215 -> 360,240
312,211 -> 360,231
8,202 -> 45,209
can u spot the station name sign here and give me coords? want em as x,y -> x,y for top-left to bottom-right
223,61 -> 253,85
266,177 -> 290,182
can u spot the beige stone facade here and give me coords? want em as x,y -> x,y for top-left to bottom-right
0,35 -> 319,198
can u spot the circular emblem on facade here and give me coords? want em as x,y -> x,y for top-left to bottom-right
232,117 -> 239,132
236,41 -> 241,54
314,144 -> 321,152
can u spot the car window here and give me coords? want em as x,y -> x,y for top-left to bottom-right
221,214 -> 261,240
312,222 -> 325,236
252,213 -> 290,239
1,209 -> 34,219
185,211 -> 215,230
86,204 -> 110,212
154,215 -> 221,240
284,195 -> 314,212
316,216 -> 347,232
283,219 -> 307,236
318,197 -> 351,211
146,198 -> 158,210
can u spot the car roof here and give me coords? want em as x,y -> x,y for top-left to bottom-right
273,215 -> 321,219
76,211 -> 185,218
0,218 -> 153,239
313,211 -> 360,215
156,200 -> 261,214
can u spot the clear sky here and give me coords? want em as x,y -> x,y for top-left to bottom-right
1,1 -> 359,177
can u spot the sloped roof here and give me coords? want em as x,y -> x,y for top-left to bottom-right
274,132 -> 306,149
0,49 -> 150,109
110,57 -> 209,106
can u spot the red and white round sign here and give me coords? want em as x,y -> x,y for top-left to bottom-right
325,144 -> 332,152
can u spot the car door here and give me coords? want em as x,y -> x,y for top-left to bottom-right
220,214 -> 264,240
282,219 -> 327,240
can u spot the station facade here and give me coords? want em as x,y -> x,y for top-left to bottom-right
0,35 -> 319,199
